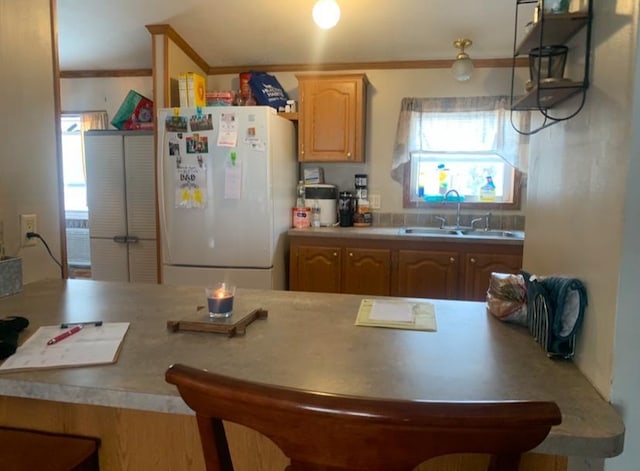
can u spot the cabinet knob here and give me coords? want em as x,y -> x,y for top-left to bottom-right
449,257 -> 455,263
347,152 -> 352,159
470,257 -> 477,264
349,252 -> 353,257
333,252 -> 338,257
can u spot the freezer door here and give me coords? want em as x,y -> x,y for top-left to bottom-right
159,107 -> 290,268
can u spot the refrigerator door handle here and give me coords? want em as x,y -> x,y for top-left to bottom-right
126,236 -> 140,244
157,128 -> 173,264
113,235 -> 128,244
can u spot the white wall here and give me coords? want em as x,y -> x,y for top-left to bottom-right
0,0 -> 61,283
60,76 -> 153,127
608,3 -> 640,471
208,67 -> 529,216
520,1 -> 639,469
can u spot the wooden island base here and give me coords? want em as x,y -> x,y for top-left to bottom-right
0,395 -> 567,471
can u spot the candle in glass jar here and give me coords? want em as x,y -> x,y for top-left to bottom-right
206,283 -> 235,318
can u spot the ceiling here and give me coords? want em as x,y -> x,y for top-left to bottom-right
57,0 -> 533,72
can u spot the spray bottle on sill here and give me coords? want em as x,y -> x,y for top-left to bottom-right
480,176 -> 496,202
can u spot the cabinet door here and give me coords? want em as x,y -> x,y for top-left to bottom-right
89,238 -> 129,282
464,253 -> 523,301
343,248 -> 391,295
85,135 -> 126,239
128,240 -> 158,283
292,246 -> 342,293
298,75 -> 366,162
396,250 -> 459,300
124,135 -> 156,240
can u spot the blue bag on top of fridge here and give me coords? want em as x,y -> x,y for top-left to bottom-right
248,71 -> 289,110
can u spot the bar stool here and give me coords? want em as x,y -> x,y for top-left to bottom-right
0,427 -> 100,471
166,363 -> 561,471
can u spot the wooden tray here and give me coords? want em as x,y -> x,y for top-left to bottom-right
167,307 -> 267,338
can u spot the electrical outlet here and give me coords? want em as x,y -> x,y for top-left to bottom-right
369,194 -> 381,210
20,214 -> 37,247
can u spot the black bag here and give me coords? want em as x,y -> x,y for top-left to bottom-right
0,316 -> 29,359
248,71 -> 289,109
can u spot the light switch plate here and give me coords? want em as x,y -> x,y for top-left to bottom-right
369,194 -> 381,210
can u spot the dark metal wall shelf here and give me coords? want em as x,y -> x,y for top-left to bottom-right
512,80 -> 585,110
510,0 -> 593,134
516,12 -> 590,55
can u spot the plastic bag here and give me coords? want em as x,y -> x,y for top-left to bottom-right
486,273 -> 527,325
248,71 -> 289,109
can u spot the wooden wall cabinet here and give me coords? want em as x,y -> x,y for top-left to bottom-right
290,235 -> 523,301
296,73 -> 367,162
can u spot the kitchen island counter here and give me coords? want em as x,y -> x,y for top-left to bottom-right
0,279 -> 624,469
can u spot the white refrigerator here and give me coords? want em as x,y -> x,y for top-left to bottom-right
157,106 -> 296,289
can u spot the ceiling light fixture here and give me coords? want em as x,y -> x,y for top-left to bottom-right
313,0 -> 341,29
451,38 -> 474,82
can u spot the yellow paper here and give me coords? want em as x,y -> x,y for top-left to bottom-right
355,299 -> 437,331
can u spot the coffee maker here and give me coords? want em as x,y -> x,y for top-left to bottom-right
338,191 -> 355,227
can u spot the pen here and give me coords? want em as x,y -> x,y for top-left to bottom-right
46,325 -> 83,346
60,321 -> 103,329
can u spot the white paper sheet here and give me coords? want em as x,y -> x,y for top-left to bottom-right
369,300 -> 414,322
0,322 -> 130,372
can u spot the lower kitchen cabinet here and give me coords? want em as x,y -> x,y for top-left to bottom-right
291,245 -> 342,293
396,250 -> 459,300
289,235 -> 523,300
463,252 -> 524,301
343,248 -> 391,295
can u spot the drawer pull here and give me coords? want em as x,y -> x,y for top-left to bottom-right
470,257 -> 477,264
449,257 -> 455,263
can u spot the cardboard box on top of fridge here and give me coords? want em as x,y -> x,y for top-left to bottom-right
111,90 -> 154,130
179,72 -> 207,107
206,91 -> 236,106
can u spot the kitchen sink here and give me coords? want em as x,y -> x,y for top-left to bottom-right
399,227 -> 524,240
400,227 -> 460,236
468,230 -> 524,239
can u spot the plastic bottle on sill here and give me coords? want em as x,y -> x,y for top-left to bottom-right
437,164 -> 449,195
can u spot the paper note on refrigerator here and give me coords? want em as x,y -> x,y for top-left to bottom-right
175,164 -> 207,208
217,112 -> 238,147
224,161 -> 242,199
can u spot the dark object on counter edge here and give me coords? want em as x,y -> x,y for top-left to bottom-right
0,316 -> 29,359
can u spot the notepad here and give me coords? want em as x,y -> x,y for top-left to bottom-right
355,299 -> 437,331
0,322 -> 129,373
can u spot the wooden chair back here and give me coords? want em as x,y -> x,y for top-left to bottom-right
166,363 -> 561,471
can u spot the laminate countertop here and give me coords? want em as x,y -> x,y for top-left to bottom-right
288,226 -> 525,246
0,279 -> 623,459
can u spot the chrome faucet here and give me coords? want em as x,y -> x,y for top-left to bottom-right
444,189 -> 462,229
471,212 -> 492,231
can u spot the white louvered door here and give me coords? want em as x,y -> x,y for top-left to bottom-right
85,132 -> 157,283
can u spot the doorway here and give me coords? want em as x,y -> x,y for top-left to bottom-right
61,114 -> 91,278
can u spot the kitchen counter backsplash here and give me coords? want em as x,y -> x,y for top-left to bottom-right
371,212 -> 525,231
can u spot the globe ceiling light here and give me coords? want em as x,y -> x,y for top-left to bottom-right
451,38 -> 474,82
312,0 -> 341,29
